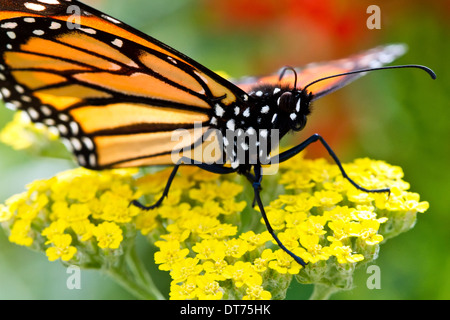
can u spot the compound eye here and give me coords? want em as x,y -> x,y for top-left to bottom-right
292,114 -> 307,131
277,92 -> 292,112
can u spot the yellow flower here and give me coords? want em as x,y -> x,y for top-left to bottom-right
191,200 -> 225,217
154,240 -> 190,271
45,234 -> 77,262
0,111 -> 59,150
0,204 -> 13,222
224,238 -> 249,258
243,285 -> 272,300
268,249 -> 302,274
135,209 -> 158,236
329,241 -> 364,264
170,277 -> 197,300
8,219 -> 34,247
403,193 -> 429,213
357,220 -> 385,245
195,274 -> 224,300
71,220 -> 96,242
223,261 -> 262,288
170,258 -> 203,283
181,213 -> 221,239
313,190 -> 343,208
192,238 -> 226,261
189,182 -> 220,202
298,234 -> 331,264
99,192 -> 138,223
239,231 -> 272,251
221,198 -> 247,215
252,249 -> 275,273
264,207 -> 286,230
209,223 -> 238,240
41,220 -> 67,244
203,259 -> 228,280
65,203 -> 90,223
93,222 -> 123,249
67,175 -> 99,202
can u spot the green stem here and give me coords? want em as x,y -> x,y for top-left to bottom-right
127,245 -> 166,300
309,284 -> 339,300
107,246 -> 165,300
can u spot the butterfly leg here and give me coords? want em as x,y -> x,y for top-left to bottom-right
131,157 -> 238,210
244,172 -> 262,208
250,165 -> 307,267
276,134 -> 390,194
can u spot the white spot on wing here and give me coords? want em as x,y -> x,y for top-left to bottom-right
37,0 -> 60,4
79,27 -> 97,35
49,22 -> 62,30
27,108 -> 39,120
112,39 -> 123,48
58,113 -> 70,122
89,154 -> 97,168
58,124 -> 68,135
41,105 -> 53,116
15,85 -> 25,94
1,22 -> 18,29
24,2 -> 46,11
215,104 -> 225,117
82,137 -> 94,151
167,56 -> 177,64
71,138 -> 82,151
69,121 -> 79,135
1,87 -> 11,98
102,15 -> 122,24
77,155 -> 87,167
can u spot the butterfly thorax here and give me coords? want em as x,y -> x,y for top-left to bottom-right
209,84 -> 313,174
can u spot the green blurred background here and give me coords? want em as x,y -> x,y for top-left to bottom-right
0,0 -> 448,299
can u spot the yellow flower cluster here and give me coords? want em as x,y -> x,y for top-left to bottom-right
0,112 -> 59,151
0,167 -> 141,262
137,156 -> 429,299
135,168 -> 274,300
0,152 -> 429,300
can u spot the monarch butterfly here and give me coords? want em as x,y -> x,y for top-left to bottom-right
0,0 -> 436,266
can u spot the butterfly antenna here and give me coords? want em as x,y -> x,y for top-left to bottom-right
302,64 -> 436,92
279,66 -> 298,89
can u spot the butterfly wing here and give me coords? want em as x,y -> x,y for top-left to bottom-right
0,0 -> 248,169
234,44 -> 407,100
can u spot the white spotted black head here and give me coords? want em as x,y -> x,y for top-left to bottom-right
208,82 -> 313,173
243,84 -> 313,140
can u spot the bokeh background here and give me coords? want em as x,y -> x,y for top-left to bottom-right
0,0 -> 448,299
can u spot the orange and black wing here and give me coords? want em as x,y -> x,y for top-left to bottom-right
0,0 -> 248,169
234,44 -> 407,100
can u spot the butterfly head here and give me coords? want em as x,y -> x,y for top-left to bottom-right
276,88 -> 312,132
